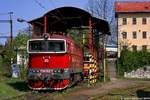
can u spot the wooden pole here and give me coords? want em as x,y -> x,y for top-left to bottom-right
32,22 -> 34,37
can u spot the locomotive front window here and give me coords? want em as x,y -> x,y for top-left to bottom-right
29,41 -> 47,52
28,40 -> 66,53
48,41 -> 65,52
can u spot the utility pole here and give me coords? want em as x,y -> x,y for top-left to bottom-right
9,12 -> 13,48
103,0 -> 107,82
103,34 -> 106,82
0,12 -> 13,48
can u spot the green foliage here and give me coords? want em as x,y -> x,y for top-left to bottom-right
82,29 -> 89,45
19,66 -> 27,80
2,48 -> 16,77
67,28 -> 80,44
3,48 -> 16,65
66,27 -> 88,45
13,33 -> 30,49
0,79 -> 27,99
0,56 -> 2,80
118,50 -> 150,76
2,33 -> 29,65
1,33 -> 29,77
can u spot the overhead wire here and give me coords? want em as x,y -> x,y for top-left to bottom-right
33,0 -> 83,32
0,13 -> 10,16
50,0 -> 68,26
49,0 -> 64,17
46,0 -> 68,31
34,0 -> 47,10
33,0 -> 62,21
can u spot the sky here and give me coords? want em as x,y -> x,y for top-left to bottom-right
0,0 -> 89,44
1,0 -> 150,44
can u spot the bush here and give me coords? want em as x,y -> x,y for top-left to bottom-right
20,66 -> 27,80
0,56 -> 2,80
118,49 -> 150,76
66,28 -> 88,45
2,48 -> 16,65
1,48 -> 16,77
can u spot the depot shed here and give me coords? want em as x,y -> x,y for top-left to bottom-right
29,7 -> 110,37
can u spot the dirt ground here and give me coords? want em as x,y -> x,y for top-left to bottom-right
12,79 -> 150,100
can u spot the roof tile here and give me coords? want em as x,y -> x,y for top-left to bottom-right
115,1 -> 150,12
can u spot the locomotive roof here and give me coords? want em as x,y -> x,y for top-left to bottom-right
29,7 -> 110,34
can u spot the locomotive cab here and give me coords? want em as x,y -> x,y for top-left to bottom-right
27,38 -> 71,90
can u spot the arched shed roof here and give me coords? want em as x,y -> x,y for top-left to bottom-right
29,7 -> 110,34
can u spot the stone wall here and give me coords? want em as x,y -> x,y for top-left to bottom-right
124,66 -> 150,79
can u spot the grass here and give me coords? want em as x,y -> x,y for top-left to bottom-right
0,78 -> 28,99
0,56 -> 29,99
0,56 -> 3,80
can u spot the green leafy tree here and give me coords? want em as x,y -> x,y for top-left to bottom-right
3,33 -> 30,65
13,33 -> 30,79
2,33 -> 30,77
13,33 -> 30,49
118,49 -> 150,76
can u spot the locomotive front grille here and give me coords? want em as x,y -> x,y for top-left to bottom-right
27,68 -> 70,80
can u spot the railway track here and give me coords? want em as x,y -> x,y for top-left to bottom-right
10,79 -> 150,100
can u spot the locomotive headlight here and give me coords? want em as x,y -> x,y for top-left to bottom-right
36,70 -> 40,72
32,70 -> 36,73
57,70 -> 61,73
64,68 -> 69,73
54,70 -> 57,73
53,69 -> 64,73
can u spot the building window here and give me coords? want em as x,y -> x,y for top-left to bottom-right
132,18 -> 136,25
122,45 -> 127,50
122,32 -> 127,39
122,17 -> 127,25
142,45 -> 147,51
142,31 -> 147,39
132,45 -> 137,51
142,17 -> 147,24
132,31 -> 137,39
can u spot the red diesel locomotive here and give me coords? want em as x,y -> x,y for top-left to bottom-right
27,34 -> 83,90
26,7 -> 110,90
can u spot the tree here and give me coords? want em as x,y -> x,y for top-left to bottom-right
118,50 -> 150,76
4,33 -> 30,62
13,33 -> 30,49
0,28 -> 30,77
87,0 -> 117,45
3,31 -> 30,65
13,33 -> 30,66
0,45 -> 5,59
87,0 -> 114,23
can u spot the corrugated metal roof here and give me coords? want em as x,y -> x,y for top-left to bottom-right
115,1 -> 150,13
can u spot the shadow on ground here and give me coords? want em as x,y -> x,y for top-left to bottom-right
136,89 -> 150,98
7,81 -> 69,93
6,80 -> 82,94
7,81 -> 29,92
